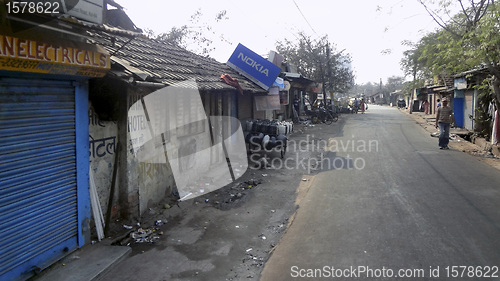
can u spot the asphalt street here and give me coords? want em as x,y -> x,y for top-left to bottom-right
261,105 -> 500,281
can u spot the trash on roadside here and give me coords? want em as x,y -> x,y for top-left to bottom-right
130,227 -> 162,243
163,203 -> 171,209
245,179 -> 262,187
131,228 -> 151,238
123,225 -> 133,230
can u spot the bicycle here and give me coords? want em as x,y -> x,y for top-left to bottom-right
316,107 -> 336,125
328,109 -> 339,122
324,106 -> 339,123
303,97 -> 339,125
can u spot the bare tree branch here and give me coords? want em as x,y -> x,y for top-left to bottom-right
474,0 -> 491,24
458,0 -> 473,27
418,0 -> 462,38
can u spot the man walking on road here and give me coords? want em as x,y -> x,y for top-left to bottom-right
435,98 -> 455,149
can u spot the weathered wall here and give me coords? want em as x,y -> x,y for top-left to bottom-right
464,90 -> 475,131
253,96 -> 267,120
126,90 -> 172,216
91,84 -> 244,219
126,87 -> 214,216
238,93 -> 253,120
88,104 -> 118,218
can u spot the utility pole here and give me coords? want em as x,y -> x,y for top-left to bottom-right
326,43 -> 332,106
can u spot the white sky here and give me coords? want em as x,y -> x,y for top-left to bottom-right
115,0 -> 440,85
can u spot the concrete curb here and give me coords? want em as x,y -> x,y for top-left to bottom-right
33,243 -> 131,281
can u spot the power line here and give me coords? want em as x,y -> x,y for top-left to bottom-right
293,0 -> 317,35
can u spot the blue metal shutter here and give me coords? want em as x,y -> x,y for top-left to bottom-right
0,78 -> 79,281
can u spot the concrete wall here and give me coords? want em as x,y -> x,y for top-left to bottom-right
89,104 -> 118,219
238,93 -> 253,120
464,90 -> 475,131
126,90 -> 173,216
90,85 -> 246,219
125,87 -> 216,216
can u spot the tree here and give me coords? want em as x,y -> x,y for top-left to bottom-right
348,82 -> 378,98
385,76 -> 405,94
400,38 -> 434,84
149,9 -> 230,57
417,0 -> 500,110
275,32 -> 355,94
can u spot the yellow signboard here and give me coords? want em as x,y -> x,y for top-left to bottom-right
0,35 -> 110,77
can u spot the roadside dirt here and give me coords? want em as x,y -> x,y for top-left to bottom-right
402,109 -> 500,171
99,107 -> 500,280
99,119 -> 345,281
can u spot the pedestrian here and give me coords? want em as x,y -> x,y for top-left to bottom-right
293,96 -> 300,117
435,98 -> 455,149
360,98 -> 366,114
353,98 -> 360,113
423,100 -> 429,114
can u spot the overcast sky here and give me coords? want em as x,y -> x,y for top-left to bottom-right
115,0 -> 441,85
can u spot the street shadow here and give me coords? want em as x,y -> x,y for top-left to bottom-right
317,151 -> 355,171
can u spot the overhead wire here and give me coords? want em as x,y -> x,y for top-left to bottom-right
292,0 -> 317,35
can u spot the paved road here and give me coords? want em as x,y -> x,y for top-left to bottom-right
261,105 -> 500,281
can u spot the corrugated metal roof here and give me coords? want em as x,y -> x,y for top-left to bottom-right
87,29 -> 266,93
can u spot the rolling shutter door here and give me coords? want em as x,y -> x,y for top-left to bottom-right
0,78 -> 79,281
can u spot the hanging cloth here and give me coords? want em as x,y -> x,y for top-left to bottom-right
220,74 -> 243,95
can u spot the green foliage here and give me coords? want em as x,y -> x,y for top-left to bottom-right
385,76 -> 405,94
349,77 -> 406,99
404,1 -> 500,109
275,32 -> 355,94
403,0 -> 500,137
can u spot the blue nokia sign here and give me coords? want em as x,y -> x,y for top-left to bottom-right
227,43 -> 281,90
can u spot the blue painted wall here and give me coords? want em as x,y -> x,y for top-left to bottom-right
75,81 -> 91,246
454,98 -> 465,128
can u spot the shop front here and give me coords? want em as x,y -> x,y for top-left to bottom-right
0,34 -> 109,281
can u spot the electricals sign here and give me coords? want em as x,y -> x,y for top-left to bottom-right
227,43 -> 281,90
0,35 -> 110,77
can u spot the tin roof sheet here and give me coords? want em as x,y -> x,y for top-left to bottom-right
87,30 -> 266,93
